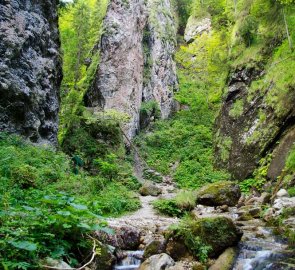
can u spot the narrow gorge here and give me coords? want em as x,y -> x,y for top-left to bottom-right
0,0 -> 295,270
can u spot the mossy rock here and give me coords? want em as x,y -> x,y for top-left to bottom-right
92,242 -> 115,270
208,247 -> 237,270
139,181 -> 162,196
168,216 -> 242,259
196,181 -> 241,206
143,240 -> 166,259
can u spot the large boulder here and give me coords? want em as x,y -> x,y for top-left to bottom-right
139,181 -> 162,196
139,253 -> 175,270
0,0 -> 62,145
196,181 -> 241,206
96,226 -> 141,250
167,217 -> 242,258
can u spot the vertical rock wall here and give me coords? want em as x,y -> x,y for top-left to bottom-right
85,0 -> 178,139
0,0 -> 62,145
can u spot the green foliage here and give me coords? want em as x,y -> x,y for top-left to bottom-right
58,0 -> 109,142
140,101 -> 161,119
229,100 -> 244,118
153,190 -> 196,217
169,216 -> 213,263
286,146 -> 295,172
136,63 -> 229,188
287,187 -> 295,196
238,15 -> 258,46
239,178 -> 266,193
0,133 -> 140,268
152,199 -> 184,217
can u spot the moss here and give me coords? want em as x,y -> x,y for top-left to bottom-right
169,216 -> 242,259
196,181 -> 241,206
229,100 -> 244,118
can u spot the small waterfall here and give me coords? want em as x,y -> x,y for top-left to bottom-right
113,251 -> 144,270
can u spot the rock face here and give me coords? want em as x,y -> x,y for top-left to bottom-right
215,59 -> 295,180
196,181 -> 241,207
85,0 -> 178,139
215,64 -> 295,180
0,0 -> 62,145
184,16 -> 211,43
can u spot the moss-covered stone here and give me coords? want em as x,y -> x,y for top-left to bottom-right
139,181 -> 162,196
144,240 -> 166,259
196,181 -> 241,206
208,247 -> 237,270
167,216 -> 242,259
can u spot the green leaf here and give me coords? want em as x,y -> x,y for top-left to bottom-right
62,224 -> 72,229
8,240 -> 37,251
69,203 -> 88,210
57,211 -> 71,216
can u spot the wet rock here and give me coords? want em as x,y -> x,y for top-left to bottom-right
0,0 -> 62,145
208,247 -> 237,270
139,253 -> 175,270
139,181 -> 162,196
96,225 -> 141,250
196,181 -> 241,207
276,189 -> 289,198
144,240 -> 166,259
184,16 -> 211,43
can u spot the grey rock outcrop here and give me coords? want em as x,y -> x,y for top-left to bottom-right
215,65 -> 295,180
0,0 -> 62,145
184,16 -> 211,43
85,0 -> 178,139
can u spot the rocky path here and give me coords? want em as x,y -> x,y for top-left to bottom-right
107,176 -> 179,247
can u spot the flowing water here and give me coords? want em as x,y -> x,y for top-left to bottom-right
113,251 -> 144,270
232,226 -> 295,270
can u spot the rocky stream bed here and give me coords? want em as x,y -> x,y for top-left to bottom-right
96,177 -> 295,270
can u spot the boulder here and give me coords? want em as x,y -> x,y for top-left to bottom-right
276,189 -> 289,198
139,253 -> 175,270
139,181 -> 162,196
167,216 -> 242,258
196,181 -> 241,206
91,243 -> 116,270
165,238 -> 191,261
208,247 -> 237,270
184,16 -> 211,43
144,240 -> 166,259
96,226 -> 141,250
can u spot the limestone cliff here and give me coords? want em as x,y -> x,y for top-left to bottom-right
85,0 -> 178,139
0,0 -> 62,145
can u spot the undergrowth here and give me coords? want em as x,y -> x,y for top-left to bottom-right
0,133 -> 140,268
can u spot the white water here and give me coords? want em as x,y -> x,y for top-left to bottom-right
113,251 -> 144,270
